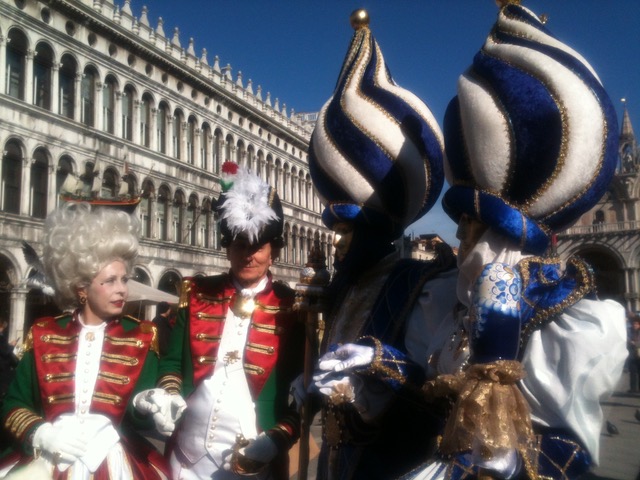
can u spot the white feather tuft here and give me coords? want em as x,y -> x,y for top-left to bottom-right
219,168 -> 278,244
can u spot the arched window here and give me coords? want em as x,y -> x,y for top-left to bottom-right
6,29 -> 27,100
173,110 -> 184,159
201,123 -> 211,171
187,116 -> 197,165
213,130 -> 223,173
157,185 -> 170,241
201,199 -> 212,248
140,93 -> 152,148
122,85 -> 134,141
187,194 -> 198,246
33,42 -> 54,110
172,191 -> 185,243
156,102 -> 168,155
225,134 -> 233,165
59,55 -> 77,119
30,148 -> 48,218
81,66 -> 97,127
140,179 -> 155,238
101,169 -> 118,199
102,75 -> 117,134
56,155 -> 75,205
236,140 -> 245,169
2,141 -> 22,214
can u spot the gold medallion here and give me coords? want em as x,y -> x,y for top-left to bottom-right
85,332 -> 95,342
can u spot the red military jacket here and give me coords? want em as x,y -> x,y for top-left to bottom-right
2,312 -> 159,447
158,272 -> 304,449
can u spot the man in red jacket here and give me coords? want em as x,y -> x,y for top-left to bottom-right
135,163 -> 304,480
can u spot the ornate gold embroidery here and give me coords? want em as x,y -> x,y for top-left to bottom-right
158,374 -> 182,395
196,312 -> 225,321
251,322 -> 283,335
47,393 -> 74,405
197,292 -> 233,304
224,350 -> 241,365
197,356 -> 216,365
41,334 -> 78,345
104,335 -> 144,348
195,333 -> 222,342
179,279 -> 192,308
22,329 -> 34,353
101,352 -> 139,366
93,391 -> 122,405
42,353 -> 76,363
97,371 -> 131,385
243,363 -> 265,375
255,303 -> 291,314
44,372 -> 74,382
5,408 -> 42,439
246,343 -> 275,355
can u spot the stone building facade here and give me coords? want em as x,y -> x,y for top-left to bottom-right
0,0 -> 332,342
556,105 -> 640,313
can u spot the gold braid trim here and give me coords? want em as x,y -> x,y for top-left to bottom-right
426,360 -> 537,478
5,408 -> 43,441
158,374 -> 183,395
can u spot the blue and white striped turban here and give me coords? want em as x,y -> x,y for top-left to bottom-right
309,10 -> 444,240
443,3 -> 618,255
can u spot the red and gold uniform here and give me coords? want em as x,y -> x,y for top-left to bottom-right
0,312 -> 170,479
158,272 -> 305,479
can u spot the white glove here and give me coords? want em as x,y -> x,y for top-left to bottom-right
133,388 -> 187,436
313,374 -> 356,401
32,422 -> 87,464
318,344 -> 374,373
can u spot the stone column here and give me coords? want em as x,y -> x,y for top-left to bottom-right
74,73 -> 83,123
51,63 -> 60,114
25,49 -> 35,104
9,287 -> 29,343
0,34 -> 6,95
20,157 -> 31,216
114,90 -> 123,137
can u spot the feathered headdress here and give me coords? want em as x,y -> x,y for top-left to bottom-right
217,162 -> 284,247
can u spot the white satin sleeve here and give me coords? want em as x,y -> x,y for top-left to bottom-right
404,269 -> 459,373
519,298 -> 628,464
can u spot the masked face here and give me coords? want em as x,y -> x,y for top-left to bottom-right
332,222 -> 355,262
456,214 -> 488,265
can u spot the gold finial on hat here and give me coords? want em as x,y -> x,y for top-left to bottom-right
495,0 -> 522,7
350,9 -> 370,30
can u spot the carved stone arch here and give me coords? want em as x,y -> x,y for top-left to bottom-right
6,28 -> 29,101
59,53 -> 79,119
570,245 -> 625,302
101,167 -> 119,198
33,41 -> 55,110
30,146 -> 50,218
2,138 -> 25,214
236,139 -> 246,169
158,270 -> 182,297
225,133 -> 234,164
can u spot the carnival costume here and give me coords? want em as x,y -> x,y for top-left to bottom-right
307,10 -> 458,480
0,312 -> 169,479
149,165 -> 305,480
407,3 -> 627,479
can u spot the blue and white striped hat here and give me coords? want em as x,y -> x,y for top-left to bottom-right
443,2 -> 618,255
309,10 -> 444,240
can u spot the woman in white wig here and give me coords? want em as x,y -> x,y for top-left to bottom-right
0,203 -> 170,479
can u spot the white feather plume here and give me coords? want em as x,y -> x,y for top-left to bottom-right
219,167 -> 278,244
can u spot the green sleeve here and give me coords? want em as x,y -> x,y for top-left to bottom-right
1,351 -> 45,455
157,307 -> 194,396
123,349 -> 159,430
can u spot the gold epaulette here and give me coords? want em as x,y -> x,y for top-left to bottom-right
148,323 -> 160,355
21,328 -> 34,354
179,278 -> 193,309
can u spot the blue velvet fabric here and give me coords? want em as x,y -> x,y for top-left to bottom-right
442,2 -> 619,246
308,27 -> 443,240
442,186 -> 550,255
517,257 -> 595,351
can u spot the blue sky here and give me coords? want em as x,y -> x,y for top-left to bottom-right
140,0 -> 640,245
